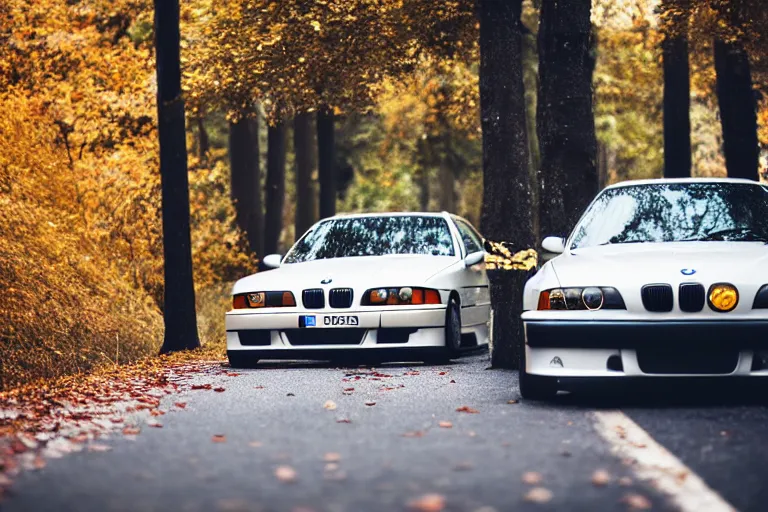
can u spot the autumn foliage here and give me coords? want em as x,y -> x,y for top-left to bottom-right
0,0 -> 252,389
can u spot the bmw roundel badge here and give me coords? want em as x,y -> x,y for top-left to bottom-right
681,268 -> 696,276
321,277 -> 333,284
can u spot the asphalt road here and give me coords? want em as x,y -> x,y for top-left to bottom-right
5,352 -> 768,512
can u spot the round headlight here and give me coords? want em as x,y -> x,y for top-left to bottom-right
581,287 -> 604,310
247,292 -> 265,307
708,283 -> 738,312
398,287 -> 413,301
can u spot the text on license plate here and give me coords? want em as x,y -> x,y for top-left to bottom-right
300,315 -> 359,327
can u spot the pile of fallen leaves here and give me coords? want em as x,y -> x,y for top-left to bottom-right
0,347 -> 225,498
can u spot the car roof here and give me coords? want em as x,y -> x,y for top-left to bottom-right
321,211 -> 450,221
605,177 -> 763,190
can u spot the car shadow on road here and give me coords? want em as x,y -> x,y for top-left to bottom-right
547,380 -> 768,409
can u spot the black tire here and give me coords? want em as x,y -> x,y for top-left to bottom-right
518,342 -> 558,400
421,296 -> 461,365
227,351 -> 260,369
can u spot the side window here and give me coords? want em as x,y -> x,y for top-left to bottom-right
455,220 -> 483,254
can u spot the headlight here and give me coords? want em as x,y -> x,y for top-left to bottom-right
362,287 -> 441,305
537,287 -> 625,311
753,284 -> 768,309
708,283 -> 738,312
232,291 -> 296,309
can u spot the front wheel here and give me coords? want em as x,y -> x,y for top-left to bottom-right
518,343 -> 558,400
227,351 -> 260,369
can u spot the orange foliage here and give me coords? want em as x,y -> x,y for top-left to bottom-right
0,0 -> 253,389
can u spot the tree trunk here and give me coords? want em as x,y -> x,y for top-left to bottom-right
416,136 -> 431,211
264,119 -> 286,256
479,0 -> 534,369
661,0 -> 691,178
197,115 -> 209,163
438,132 -> 456,213
714,39 -> 759,181
317,106 -> 336,219
229,114 -> 264,258
294,112 -> 317,239
154,0 -> 200,353
537,0 -> 598,240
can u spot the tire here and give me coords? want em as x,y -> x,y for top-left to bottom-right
518,341 -> 558,401
422,296 -> 461,365
227,351 -> 260,369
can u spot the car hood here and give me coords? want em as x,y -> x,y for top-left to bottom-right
233,254 -> 459,294
551,242 -> 768,287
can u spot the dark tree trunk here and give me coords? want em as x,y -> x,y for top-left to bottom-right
197,115 -> 209,162
479,0 -> 535,369
264,120 -> 286,256
416,136 -> 431,211
661,0 -> 691,178
229,114 -> 264,258
714,39 -> 759,181
294,112 -> 317,239
317,106 -> 336,219
537,0 -> 598,240
154,0 -> 200,353
438,132 -> 456,213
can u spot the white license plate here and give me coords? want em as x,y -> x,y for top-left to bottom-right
302,315 -> 359,328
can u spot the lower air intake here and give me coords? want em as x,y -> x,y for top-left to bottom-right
283,329 -> 365,346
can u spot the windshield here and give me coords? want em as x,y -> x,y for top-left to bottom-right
283,216 -> 455,263
570,182 -> 768,249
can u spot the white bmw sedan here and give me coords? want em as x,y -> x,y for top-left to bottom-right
226,212 -> 490,367
521,178 -> 768,400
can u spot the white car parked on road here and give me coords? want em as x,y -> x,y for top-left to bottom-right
226,212 -> 490,367
521,178 -> 768,399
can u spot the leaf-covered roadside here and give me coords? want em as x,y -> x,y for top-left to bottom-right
0,347 -> 226,500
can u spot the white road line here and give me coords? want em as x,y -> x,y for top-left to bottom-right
592,411 -> 737,512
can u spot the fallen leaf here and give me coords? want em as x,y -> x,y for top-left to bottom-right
213,387 -> 226,393
323,452 -> 341,462
592,469 -> 611,486
621,493 -> 652,510
407,493 -> 446,511
343,388 -> 355,392
336,418 -> 352,423
88,444 -> 112,452
524,487 -> 553,503
522,471 -> 543,485
507,399 -> 518,404
150,409 -> 165,416
225,372 -> 240,377
148,421 -> 163,428
449,379 -> 456,384
254,386 -> 265,389
456,406 -> 479,414
110,417 -> 124,423
191,384 -> 212,390
402,430 -> 426,438
123,426 -> 141,435
438,421 -> 453,429
275,465 -> 297,483
175,402 -> 187,409
324,400 -> 337,410
438,372 -> 447,376
212,434 -> 226,443
365,401 -> 376,406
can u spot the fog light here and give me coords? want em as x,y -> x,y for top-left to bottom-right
708,283 -> 738,312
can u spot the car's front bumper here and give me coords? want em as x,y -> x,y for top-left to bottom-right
523,319 -> 768,378
226,306 -> 447,355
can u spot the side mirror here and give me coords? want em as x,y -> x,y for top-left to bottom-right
541,236 -> 565,254
464,251 -> 485,267
262,254 -> 283,269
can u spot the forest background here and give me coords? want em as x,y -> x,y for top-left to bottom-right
1,0 -> 767,389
